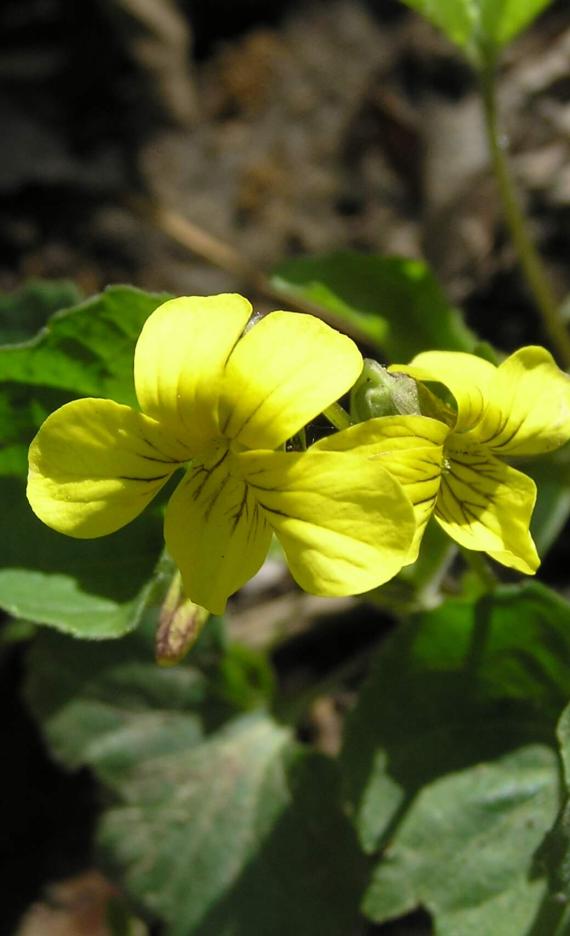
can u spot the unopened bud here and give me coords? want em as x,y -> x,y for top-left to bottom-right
155,571 -> 209,666
350,359 -> 422,421
350,358 -> 455,426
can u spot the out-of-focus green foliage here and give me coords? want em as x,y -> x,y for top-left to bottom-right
540,704 -> 570,916
399,0 -> 554,62
25,612 -> 274,781
26,621 -> 366,936
272,252 -> 477,360
0,278 -> 82,344
99,716 -> 366,936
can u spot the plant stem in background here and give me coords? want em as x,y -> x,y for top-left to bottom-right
480,63 -> 570,369
127,197 -> 374,347
323,402 -> 353,430
460,546 -> 498,591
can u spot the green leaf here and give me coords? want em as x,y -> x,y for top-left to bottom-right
101,715 -> 366,936
540,705 -> 570,922
25,618 -> 275,780
399,0 -> 475,51
0,285 -> 171,636
364,745 -> 558,934
0,477 -> 163,637
0,278 -> 83,344
0,285 -> 170,477
26,628 -> 366,936
272,252 -> 476,360
341,582 -> 570,932
0,284 -> 170,405
477,0 -> 554,50
25,620 -> 224,783
399,0 -> 554,59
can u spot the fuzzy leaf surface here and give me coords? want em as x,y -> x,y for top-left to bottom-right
26,625 -> 365,936
341,582 -> 570,932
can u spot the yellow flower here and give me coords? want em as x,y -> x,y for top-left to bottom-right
315,347 -> 570,573
27,294 -> 416,613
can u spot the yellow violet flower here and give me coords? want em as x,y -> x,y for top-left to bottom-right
27,294 -> 417,614
316,347 -> 570,573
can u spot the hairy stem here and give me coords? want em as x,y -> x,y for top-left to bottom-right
480,63 -> 570,368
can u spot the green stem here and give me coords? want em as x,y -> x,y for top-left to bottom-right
370,521 -> 457,615
460,546 -> 497,591
400,521 -> 457,608
480,63 -> 570,369
323,402 -> 352,431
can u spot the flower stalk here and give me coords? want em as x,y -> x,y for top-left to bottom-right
479,62 -> 570,369
155,569 -> 209,666
323,401 -> 352,431
460,546 -> 498,592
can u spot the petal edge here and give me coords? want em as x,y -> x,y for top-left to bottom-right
220,311 -> 363,449
435,444 -> 539,574
28,398 -> 184,537
164,451 -> 272,614
239,448 -> 416,596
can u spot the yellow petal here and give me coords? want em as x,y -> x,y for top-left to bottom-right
468,346 -> 570,456
238,448 -> 416,596
435,442 -> 539,574
219,311 -> 362,449
391,351 -> 496,433
313,414 -> 449,457
27,399 -> 187,537
164,449 -> 272,615
313,415 -> 448,561
134,294 -> 253,453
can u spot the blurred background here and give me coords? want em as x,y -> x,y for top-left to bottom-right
1,0 -> 569,349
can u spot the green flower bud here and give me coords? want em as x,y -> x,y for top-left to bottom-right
350,359 -> 422,421
155,570 -> 209,666
350,358 -> 456,426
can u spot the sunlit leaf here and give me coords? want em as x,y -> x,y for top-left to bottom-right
399,0 -> 475,51
364,745 -> 558,934
0,480 -> 163,638
272,253 -> 476,360
399,0 -> 554,59
341,582 -> 570,932
478,0 -> 554,50
0,284 -> 170,406
0,285 -> 170,636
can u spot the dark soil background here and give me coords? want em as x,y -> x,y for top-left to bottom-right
2,1 -> 570,933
